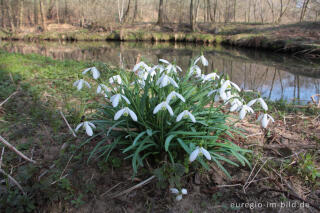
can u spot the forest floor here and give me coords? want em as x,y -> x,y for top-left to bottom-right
0,51 -> 319,212
1,22 -> 320,57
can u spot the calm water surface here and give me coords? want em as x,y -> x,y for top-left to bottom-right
1,41 -> 320,103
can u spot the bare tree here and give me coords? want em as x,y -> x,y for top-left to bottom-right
157,0 -> 165,25
300,0 -> 310,22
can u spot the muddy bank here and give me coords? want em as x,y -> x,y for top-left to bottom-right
1,22 -> 320,57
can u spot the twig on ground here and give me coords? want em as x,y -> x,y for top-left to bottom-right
0,91 -> 18,107
243,158 -> 269,193
111,175 -> 155,198
50,174 -> 69,185
38,164 -> 55,181
0,135 -> 36,164
59,111 -> 77,138
0,147 -> 4,169
101,182 -> 123,196
0,168 -> 26,195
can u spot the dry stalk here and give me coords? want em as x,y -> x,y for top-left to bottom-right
0,168 -> 26,195
0,135 -> 36,164
59,110 -> 77,138
0,91 -> 18,107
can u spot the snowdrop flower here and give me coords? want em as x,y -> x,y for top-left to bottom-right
189,146 -> 211,162
194,55 -> 208,66
110,94 -> 130,107
133,61 -> 150,73
156,74 -> 179,88
170,188 -> 188,201
159,59 -> 182,74
257,113 -> 274,128
239,105 -> 254,120
188,65 -> 202,77
202,72 -> 220,82
75,121 -> 96,136
247,98 -> 268,111
230,98 -> 243,112
176,110 -> 196,123
96,84 -> 110,94
114,107 -> 138,121
82,67 -> 100,79
220,80 -> 241,93
109,75 -> 122,85
153,101 -> 174,116
166,91 -> 185,103
73,79 -> 91,91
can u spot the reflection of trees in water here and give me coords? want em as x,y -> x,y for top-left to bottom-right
1,41 -> 320,102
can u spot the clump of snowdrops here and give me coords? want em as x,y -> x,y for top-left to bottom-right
73,56 -> 274,199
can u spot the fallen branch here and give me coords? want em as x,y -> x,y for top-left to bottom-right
0,135 -> 36,164
0,147 -> 4,168
0,91 -> 18,107
59,111 -> 77,138
0,168 -> 26,195
111,175 -> 155,198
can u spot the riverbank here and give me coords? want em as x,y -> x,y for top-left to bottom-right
1,22 -> 320,57
0,51 -> 319,212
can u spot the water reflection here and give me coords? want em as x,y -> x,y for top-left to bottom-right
1,41 -> 320,103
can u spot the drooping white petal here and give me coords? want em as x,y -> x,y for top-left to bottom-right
258,98 -> 268,111
166,91 -> 185,103
201,55 -> 208,66
189,147 -> 200,162
257,113 -> 264,122
153,103 -> 163,114
230,82 -> 241,92
159,59 -> 170,64
267,114 -> 274,122
239,108 -> 247,120
176,111 -> 185,122
261,114 -> 268,128
114,108 -> 126,120
181,188 -> 188,195
200,147 -> 211,160
188,112 -> 196,123
166,104 -> 174,116
247,99 -> 257,107
176,194 -> 183,201
111,94 -> 121,107
128,108 -> 138,121
87,122 -> 96,129
75,123 -> 84,132
170,188 -> 179,194
84,122 -> 93,136
82,68 -> 91,75
77,79 -> 83,91
121,95 -> 131,105
91,67 -> 100,79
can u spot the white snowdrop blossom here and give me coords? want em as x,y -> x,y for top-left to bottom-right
156,74 -> 179,88
247,98 -> 268,111
170,188 -> 188,201
114,107 -> 138,121
96,84 -> 110,94
166,91 -> 185,103
82,67 -> 100,79
239,105 -> 254,120
194,55 -> 208,66
176,110 -> 196,123
110,94 -> 131,107
220,80 -> 241,93
159,59 -> 182,74
189,146 -> 211,162
202,73 -> 220,82
73,79 -> 91,91
133,61 -> 150,73
75,121 -> 96,136
230,99 -> 243,112
109,75 -> 122,85
257,113 -> 274,128
189,65 -> 202,77
153,101 -> 174,116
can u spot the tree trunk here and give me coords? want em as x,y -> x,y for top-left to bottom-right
0,0 -> 4,28
132,0 -> 138,22
5,0 -> 15,30
207,0 -> 213,22
157,0 -> 164,25
34,0 -> 38,25
190,0 -> 196,31
213,0 -> 217,22
233,0 -> 236,22
19,0 -> 24,29
123,0 -> 132,23
39,0 -> 47,31
300,0 -> 310,22
57,0 -> 60,24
